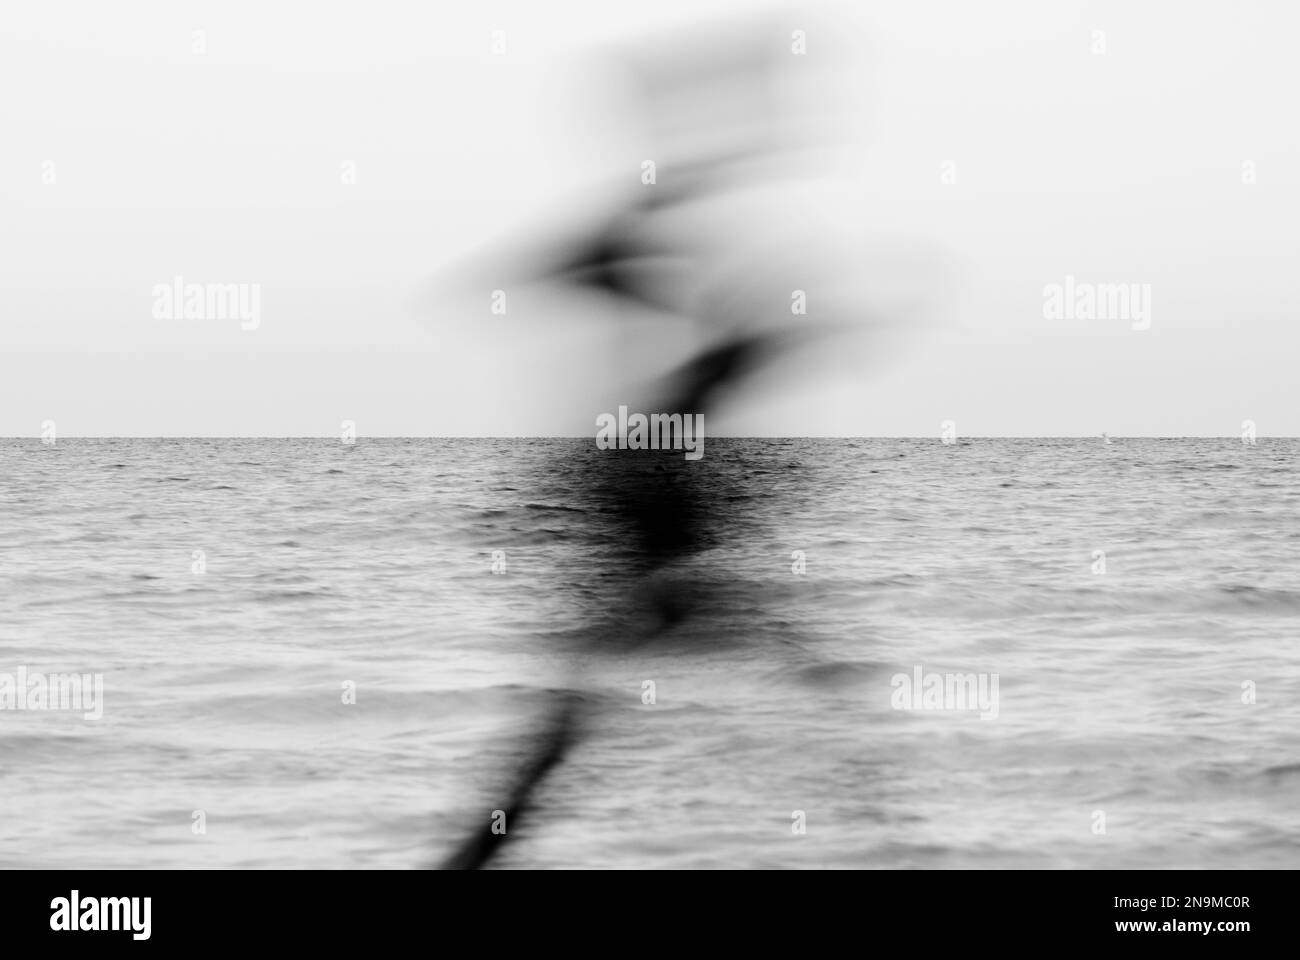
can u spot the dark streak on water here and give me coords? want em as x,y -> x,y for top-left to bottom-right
0,438 -> 1298,868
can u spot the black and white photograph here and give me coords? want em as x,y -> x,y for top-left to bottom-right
0,0 -> 1292,943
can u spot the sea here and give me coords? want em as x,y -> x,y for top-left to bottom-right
1,437 -> 1298,868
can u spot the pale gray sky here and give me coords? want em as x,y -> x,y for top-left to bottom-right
2,1 -> 1296,436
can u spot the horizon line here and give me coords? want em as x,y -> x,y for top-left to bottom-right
1,435 -> 1287,441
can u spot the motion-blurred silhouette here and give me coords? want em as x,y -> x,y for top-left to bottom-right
434,13 -> 950,869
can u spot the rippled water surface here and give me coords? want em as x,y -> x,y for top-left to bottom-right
2,438 -> 1298,868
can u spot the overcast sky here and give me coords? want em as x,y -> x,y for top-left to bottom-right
2,1 -> 1297,436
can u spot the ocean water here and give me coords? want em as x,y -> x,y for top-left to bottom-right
1,437 -> 1298,869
